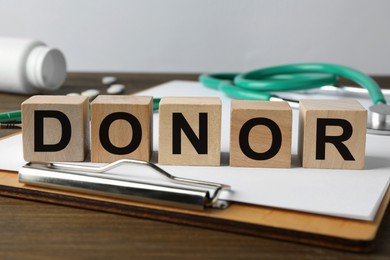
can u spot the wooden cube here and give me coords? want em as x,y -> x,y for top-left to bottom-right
298,100 -> 367,169
90,95 -> 153,163
230,100 -> 292,168
22,95 -> 89,162
158,97 -> 221,166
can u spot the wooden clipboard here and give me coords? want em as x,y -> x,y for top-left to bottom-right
0,134 -> 388,252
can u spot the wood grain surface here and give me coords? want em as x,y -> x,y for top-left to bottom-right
1,73 -> 390,259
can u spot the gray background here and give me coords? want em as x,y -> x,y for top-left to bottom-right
0,0 -> 389,74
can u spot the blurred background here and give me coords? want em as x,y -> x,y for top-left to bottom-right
0,0 -> 389,75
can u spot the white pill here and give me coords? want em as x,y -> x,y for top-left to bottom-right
102,76 -> 117,85
81,89 -> 100,99
107,84 -> 125,94
66,92 -> 80,96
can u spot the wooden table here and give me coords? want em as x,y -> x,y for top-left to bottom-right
1,73 -> 390,259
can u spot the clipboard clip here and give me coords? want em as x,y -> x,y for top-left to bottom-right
19,159 -> 231,210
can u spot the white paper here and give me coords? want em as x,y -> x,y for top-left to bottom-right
0,133 -> 26,170
1,80 -> 390,221
136,81 -> 390,221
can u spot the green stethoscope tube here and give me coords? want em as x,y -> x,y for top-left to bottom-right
199,73 -> 273,100
199,63 -> 386,105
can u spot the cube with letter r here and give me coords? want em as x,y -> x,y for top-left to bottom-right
298,99 -> 367,169
22,95 -> 90,162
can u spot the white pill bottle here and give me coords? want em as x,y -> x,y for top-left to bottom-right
0,37 -> 67,94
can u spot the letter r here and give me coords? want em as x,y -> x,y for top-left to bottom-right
316,118 -> 355,161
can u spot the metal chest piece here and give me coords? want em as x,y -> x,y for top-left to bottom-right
367,103 -> 390,135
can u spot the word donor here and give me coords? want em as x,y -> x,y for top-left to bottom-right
21,95 -> 367,169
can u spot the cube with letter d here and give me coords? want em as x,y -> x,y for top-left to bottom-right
22,95 -> 90,162
298,99 -> 367,169
158,97 -> 221,166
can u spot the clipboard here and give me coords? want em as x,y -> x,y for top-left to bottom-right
0,134 -> 388,253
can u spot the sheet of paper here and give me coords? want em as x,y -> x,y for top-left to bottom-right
1,80 -> 390,221
137,81 -> 390,221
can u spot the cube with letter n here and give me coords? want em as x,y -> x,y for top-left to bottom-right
22,95 -> 90,162
158,97 -> 221,166
298,99 -> 367,169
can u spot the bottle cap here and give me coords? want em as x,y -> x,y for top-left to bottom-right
26,45 -> 67,91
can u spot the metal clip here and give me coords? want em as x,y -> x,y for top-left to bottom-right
19,159 -> 230,210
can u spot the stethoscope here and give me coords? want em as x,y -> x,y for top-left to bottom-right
199,63 -> 390,135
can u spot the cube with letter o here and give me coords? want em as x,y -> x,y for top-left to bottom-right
230,100 -> 292,168
90,95 -> 153,163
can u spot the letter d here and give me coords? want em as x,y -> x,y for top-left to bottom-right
34,110 -> 71,152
